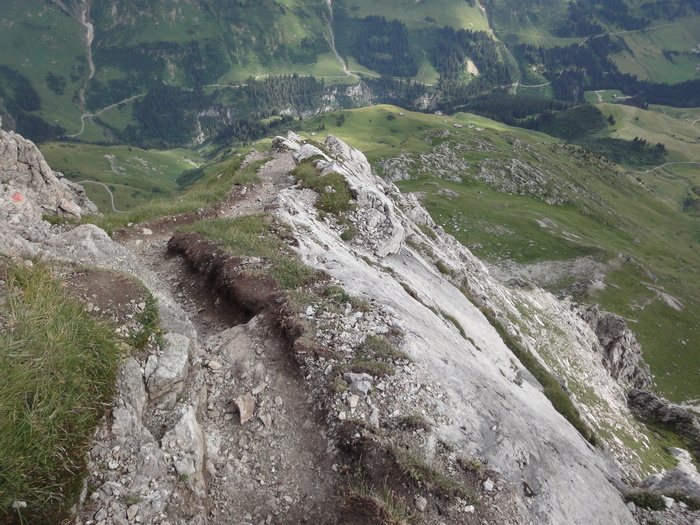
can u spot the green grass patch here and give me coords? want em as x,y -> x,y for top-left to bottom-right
0,261 -> 120,523
322,285 -> 370,312
441,310 -> 467,340
336,359 -> 396,377
291,159 -> 355,214
130,293 -> 164,351
359,334 -> 410,362
183,214 -> 317,290
39,142 -> 204,212
624,491 -> 666,511
399,414 -> 433,432
343,481 -> 422,525
82,158 -> 268,235
392,447 -> 475,502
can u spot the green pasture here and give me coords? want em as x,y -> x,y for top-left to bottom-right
337,0 -> 489,31
0,0 -> 88,135
39,142 -> 203,212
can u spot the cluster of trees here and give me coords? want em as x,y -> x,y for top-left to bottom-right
131,85 -> 212,148
433,27 -> 509,85
516,29 -> 700,108
126,75 -> 325,147
460,94 -> 574,127
576,137 -> 667,167
556,1 -> 605,37
211,114 -> 297,146
641,0 -> 700,20
364,76 -> 428,110
0,66 -> 64,142
340,16 -> 418,77
245,74 -> 325,114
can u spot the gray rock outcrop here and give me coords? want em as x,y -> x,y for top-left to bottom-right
579,305 -> 653,389
642,448 -> 700,499
628,389 -> 700,453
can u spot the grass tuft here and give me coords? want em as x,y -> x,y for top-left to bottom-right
392,447 -> 475,502
130,293 -> 163,350
183,214 -> 318,290
664,491 -> 700,511
624,491 -> 666,511
360,334 -> 410,362
344,481 -> 423,525
291,160 -> 355,214
0,262 -> 120,523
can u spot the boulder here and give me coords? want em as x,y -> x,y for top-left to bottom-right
146,333 -> 192,400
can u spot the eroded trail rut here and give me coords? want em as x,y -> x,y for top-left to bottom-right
114,151 -> 343,524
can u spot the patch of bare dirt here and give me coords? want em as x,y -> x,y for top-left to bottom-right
64,268 -> 148,326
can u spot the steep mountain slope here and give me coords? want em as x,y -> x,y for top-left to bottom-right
297,105 -> 700,407
5,122 -> 700,523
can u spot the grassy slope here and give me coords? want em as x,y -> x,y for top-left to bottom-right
337,0 -> 489,31
591,103 -> 700,211
0,0 -> 87,134
299,105 -> 700,404
610,16 -> 700,83
39,143 -> 204,212
0,262 -> 120,522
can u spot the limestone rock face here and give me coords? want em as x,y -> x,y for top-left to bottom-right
146,332 -> 192,401
276,133 -> 638,525
0,125 -> 98,255
0,125 -> 96,221
306,134 -> 406,257
579,305 -> 653,389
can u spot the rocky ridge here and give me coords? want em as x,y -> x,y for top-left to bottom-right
1,124 -> 699,524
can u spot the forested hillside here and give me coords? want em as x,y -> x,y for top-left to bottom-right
1,0 -> 699,146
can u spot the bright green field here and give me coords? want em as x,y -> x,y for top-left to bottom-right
218,53 -> 348,84
612,17 -> 700,83
39,143 -> 204,212
300,104 -> 543,163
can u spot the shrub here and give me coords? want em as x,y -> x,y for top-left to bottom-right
624,491 -> 666,511
292,160 -> 354,214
